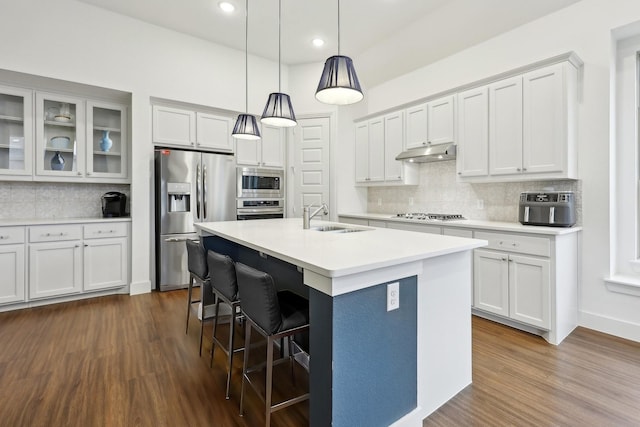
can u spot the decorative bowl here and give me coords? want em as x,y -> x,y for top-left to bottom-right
50,136 -> 70,149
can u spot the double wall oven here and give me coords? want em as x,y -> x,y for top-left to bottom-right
236,167 -> 285,220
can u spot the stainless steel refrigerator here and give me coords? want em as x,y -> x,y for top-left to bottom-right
154,148 -> 236,291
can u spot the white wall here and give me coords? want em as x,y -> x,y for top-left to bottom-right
0,0 -> 282,293
344,0 -> 640,341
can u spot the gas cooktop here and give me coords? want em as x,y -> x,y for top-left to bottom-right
393,213 -> 466,221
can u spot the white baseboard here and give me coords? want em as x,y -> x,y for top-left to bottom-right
129,280 -> 152,295
579,310 -> 640,343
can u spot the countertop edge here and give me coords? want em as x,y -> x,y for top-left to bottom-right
338,213 -> 582,235
0,217 -> 132,226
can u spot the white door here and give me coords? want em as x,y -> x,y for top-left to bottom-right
29,241 -> 82,299
456,87 -> 488,177
384,111 -> 404,181
354,121 -> 369,183
260,124 -> 285,168
0,244 -> 25,305
489,76 -> 523,176
405,104 -> 428,149
196,113 -> 233,153
291,117 -> 331,218
509,254 -> 550,329
473,249 -> 509,317
152,105 -> 196,147
368,117 -> 385,182
523,63 -> 565,175
84,237 -> 128,291
427,95 -> 455,145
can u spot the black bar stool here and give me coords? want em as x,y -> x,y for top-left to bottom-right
207,250 -> 243,399
235,262 -> 310,427
186,239 -> 215,356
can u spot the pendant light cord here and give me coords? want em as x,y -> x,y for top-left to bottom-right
278,0 -> 282,92
245,0 -> 249,113
337,0 -> 341,55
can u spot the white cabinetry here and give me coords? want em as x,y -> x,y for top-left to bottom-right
0,227 -> 26,305
152,105 -> 233,153
355,114 -> 417,185
473,230 -> 577,344
458,60 -> 578,182
404,95 -> 455,149
0,85 -> 33,179
384,112 -> 404,182
489,76 -> 523,176
86,101 -> 128,180
83,223 -> 128,291
456,87 -> 488,178
236,124 -> 285,167
29,224 -> 83,299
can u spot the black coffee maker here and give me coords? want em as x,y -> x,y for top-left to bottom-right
101,192 -> 127,217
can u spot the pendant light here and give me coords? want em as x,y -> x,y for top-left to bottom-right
232,0 -> 261,140
261,0 -> 297,127
315,0 -> 363,105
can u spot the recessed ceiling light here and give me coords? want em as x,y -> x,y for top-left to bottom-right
312,38 -> 325,47
219,2 -> 235,13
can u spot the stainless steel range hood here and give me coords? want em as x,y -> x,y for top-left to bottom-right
395,144 -> 456,163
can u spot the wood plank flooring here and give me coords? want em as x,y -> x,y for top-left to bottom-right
1,290 -> 639,426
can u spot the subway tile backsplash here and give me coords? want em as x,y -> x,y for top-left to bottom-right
0,182 -> 130,220
367,161 -> 581,224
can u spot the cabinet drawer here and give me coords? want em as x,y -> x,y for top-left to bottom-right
29,225 -> 82,243
0,226 -> 25,245
474,231 -> 550,257
84,222 -> 128,239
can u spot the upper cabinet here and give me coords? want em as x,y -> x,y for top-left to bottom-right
34,92 -> 129,183
235,124 -> 285,168
355,113 -> 417,186
35,92 -> 85,178
0,85 -> 33,179
152,105 -> 233,153
404,95 -> 455,150
457,60 -> 579,182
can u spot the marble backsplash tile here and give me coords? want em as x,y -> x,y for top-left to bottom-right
0,182 -> 130,220
367,161 -> 581,224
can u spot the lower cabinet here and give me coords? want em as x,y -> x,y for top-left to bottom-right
0,221 -> 129,306
474,249 -> 550,329
0,227 -> 26,305
83,223 -> 128,291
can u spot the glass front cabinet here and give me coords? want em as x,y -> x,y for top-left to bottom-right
0,85 -> 33,178
35,92 -> 85,178
86,101 -> 127,180
34,93 -> 128,182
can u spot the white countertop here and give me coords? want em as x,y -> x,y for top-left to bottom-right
339,212 -> 582,235
196,218 -> 486,279
0,217 -> 132,226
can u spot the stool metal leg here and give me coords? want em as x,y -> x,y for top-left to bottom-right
186,275 -> 194,334
211,298 -> 222,367
225,304 -> 237,399
265,335 -> 274,427
240,321 -> 252,417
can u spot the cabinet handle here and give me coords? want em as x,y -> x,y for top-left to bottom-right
458,172 -> 462,175
84,244 -> 89,247
422,142 -> 427,146
508,258 -> 513,262
522,167 -> 527,171
502,257 -> 507,261
516,168 -> 521,172
512,243 -> 518,247
77,172 -> 82,176
0,235 -> 7,240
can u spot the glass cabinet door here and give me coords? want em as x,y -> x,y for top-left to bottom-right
86,102 -> 127,179
35,92 -> 85,178
0,85 -> 33,177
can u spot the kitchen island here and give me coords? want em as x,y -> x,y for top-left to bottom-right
196,218 -> 486,427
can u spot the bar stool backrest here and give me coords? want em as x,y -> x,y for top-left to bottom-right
186,240 -> 208,280
207,251 -> 238,301
235,262 -> 282,335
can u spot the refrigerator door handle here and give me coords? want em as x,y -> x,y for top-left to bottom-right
195,162 -> 201,220
164,237 -> 199,243
203,164 -> 208,220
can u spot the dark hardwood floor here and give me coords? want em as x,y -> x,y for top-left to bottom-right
1,290 -> 639,426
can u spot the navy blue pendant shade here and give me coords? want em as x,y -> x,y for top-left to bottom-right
316,55 -> 363,105
261,92 -> 297,127
232,113 -> 261,140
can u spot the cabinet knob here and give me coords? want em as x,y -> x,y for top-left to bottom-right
422,142 -> 427,146
502,257 -> 507,261
522,167 -> 527,171
516,168 -> 521,172
458,172 -> 462,175
77,172 -> 82,176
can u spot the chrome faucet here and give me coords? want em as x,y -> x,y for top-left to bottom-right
303,203 -> 328,229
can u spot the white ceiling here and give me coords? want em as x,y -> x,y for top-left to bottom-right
77,0 -> 581,86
